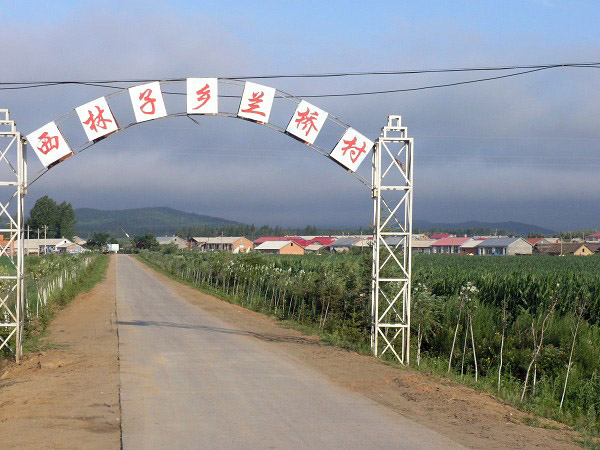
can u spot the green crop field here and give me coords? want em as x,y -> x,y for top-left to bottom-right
0,253 -> 106,358
139,250 -> 600,435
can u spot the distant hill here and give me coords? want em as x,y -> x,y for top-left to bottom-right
414,220 -> 555,237
74,207 -> 240,237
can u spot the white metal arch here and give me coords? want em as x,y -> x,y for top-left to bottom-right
29,79 -> 371,188
1,79 -> 413,365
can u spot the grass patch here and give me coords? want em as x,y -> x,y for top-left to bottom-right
22,254 -> 110,355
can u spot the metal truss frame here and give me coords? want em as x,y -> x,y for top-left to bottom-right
4,90 -> 414,367
371,116 -> 413,364
0,110 -> 27,362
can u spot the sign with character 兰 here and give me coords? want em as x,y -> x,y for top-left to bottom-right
238,82 -> 276,123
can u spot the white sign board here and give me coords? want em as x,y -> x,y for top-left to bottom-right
187,78 -> 218,114
26,122 -> 73,168
330,128 -> 374,172
75,96 -> 119,141
286,100 -> 328,145
129,82 -> 167,123
237,82 -> 276,123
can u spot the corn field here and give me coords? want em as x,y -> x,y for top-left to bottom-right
140,250 -> 600,433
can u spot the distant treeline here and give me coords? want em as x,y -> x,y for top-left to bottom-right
176,224 -> 369,240
414,227 -> 513,237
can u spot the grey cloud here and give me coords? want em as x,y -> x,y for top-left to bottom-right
4,2 -> 600,230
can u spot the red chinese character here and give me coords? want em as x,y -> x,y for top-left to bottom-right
193,84 -> 211,110
241,91 -> 265,117
37,132 -> 59,155
294,108 -> 319,136
139,89 -> 156,115
83,105 -> 113,132
341,136 -> 367,163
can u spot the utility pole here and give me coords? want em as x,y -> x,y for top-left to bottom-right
37,228 -> 40,255
44,225 -> 47,255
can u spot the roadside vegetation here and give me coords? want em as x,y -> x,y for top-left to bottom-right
0,253 -> 109,359
139,249 -> 600,438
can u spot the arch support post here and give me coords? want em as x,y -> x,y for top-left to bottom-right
371,115 -> 413,364
0,109 -> 27,362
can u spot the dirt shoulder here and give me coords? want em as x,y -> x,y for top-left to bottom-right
135,256 -> 585,450
0,255 -> 120,450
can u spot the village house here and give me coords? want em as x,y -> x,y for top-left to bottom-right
585,232 -> 600,242
254,240 -> 304,255
477,237 -> 533,256
72,236 -> 87,246
156,236 -> 188,250
0,234 -> 14,257
431,237 -> 471,254
188,237 -> 209,251
525,237 -> 548,245
535,242 -> 600,256
329,237 -> 360,253
254,236 -> 310,247
411,239 -> 436,254
14,238 -> 74,255
56,242 -> 85,254
460,238 -> 486,255
304,243 -> 325,253
205,237 -> 253,253
429,233 -> 454,239
305,236 -> 337,246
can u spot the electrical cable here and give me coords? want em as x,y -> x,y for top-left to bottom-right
1,62 -> 599,98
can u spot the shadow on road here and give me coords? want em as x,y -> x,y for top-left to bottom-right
117,320 -> 324,346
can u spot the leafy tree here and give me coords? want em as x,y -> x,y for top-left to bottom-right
56,202 -> 76,239
27,196 -> 77,239
134,234 -> 159,250
85,232 -> 110,249
28,196 -> 58,234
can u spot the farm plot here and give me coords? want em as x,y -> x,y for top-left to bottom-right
0,253 -> 106,358
139,250 -> 600,436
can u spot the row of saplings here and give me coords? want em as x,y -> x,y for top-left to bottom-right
140,250 -> 599,435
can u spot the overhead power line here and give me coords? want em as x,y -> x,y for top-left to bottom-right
0,61 -> 599,97
1,61 -> 599,85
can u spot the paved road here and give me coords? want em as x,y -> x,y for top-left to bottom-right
116,255 -> 463,449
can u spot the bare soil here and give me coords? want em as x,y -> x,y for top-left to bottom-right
137,257 -> 587,449
0,255 -> 120,450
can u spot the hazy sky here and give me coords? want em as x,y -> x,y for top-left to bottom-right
2,0 -> 600,230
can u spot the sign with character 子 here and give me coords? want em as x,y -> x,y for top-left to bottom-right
330,128 -> 374,172
128,82 -> 167,123
75,96 -> 119,141
286,100 -> 328,145
26,122 -> 73,168
187,78 -> 218,115
237,82 -> 276,123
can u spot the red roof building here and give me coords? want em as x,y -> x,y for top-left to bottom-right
307,237 -> 336,246
253,236 -> 309,247
431,237 -> 471,254
525,237 -> 544,245
429,233 -> 453,239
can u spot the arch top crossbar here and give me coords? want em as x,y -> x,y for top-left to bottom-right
26,79 -> 373,189
1,78 -> 413,365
